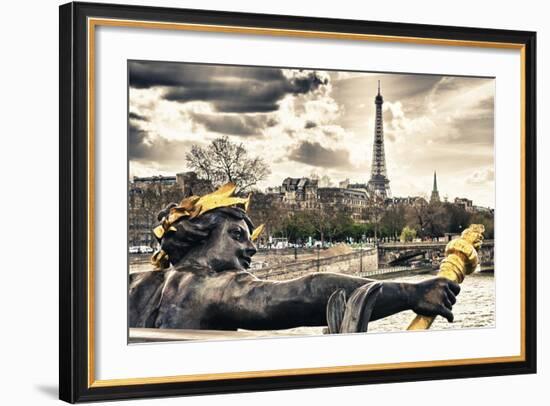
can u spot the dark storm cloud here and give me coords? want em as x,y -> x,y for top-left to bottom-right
165,83 -> 283,112
129,111 -> 146,121
446,115 -> 494,145
190,113 -> 278,136
128,122 -> 148,158
164,71 -> 326,113
128,61 -> 283,88
129,61 -> 328,113
129,123 -> 191,164
288,141 -> 351,168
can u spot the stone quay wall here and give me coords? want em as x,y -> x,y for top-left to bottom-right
252,249 -> 378,281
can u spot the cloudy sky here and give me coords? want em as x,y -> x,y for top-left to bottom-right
128,60 -> 495,208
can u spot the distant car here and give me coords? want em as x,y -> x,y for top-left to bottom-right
250,261 -> 268,270
139,246 -> 154,254
129,246 -> 140,254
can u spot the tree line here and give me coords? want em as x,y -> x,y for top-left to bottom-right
249,199 -> 494,245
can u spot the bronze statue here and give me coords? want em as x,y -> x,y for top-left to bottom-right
129,184 -> 460,333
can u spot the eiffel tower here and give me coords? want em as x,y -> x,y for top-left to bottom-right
367,81 -> 391,199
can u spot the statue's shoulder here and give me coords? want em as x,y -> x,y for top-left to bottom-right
129,269 -> 168,288
172,263 -> 217,277
233,270 -> 260,282
129,269 -> 165,281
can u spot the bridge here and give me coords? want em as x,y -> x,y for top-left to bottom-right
377,240 -> 495,269
378,240 -> 494,249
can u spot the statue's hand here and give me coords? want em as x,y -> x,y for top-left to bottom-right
409,277 -> 461,323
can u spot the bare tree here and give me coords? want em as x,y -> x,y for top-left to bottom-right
128,183 -> 185,248
308,203 -> 338,246
186,136 -> 270,192
365,193 -> 386,243
247,192 -> 285,242
309,171 -> 319,181
405,202 -> 448,239
381,203 -> 407,241
319,175 -> 334,187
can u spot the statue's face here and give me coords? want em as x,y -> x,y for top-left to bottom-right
201,217 -> 257,272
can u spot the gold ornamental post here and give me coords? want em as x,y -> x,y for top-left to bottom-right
407,224 -> 485,330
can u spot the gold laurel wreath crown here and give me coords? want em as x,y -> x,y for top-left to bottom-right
151,182 -> 265,268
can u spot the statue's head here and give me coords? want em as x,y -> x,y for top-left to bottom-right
151,184 -> 264,272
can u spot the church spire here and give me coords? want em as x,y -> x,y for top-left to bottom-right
430,171 -> 440,203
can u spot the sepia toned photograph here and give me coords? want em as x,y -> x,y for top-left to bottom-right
127,60 -> 495,343
58,5 -> 536,401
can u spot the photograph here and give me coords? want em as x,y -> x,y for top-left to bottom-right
127,61 -> 496,343
56,1 -> 537,402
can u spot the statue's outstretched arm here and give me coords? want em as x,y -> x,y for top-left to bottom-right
214,272 -> 459,331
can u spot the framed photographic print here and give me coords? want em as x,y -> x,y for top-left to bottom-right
59,1 -> 537,403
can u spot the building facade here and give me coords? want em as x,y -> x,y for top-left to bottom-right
454,197 -> 474,212
265,177 -> 369,221
176,171 -> 213,198
128,175 -> 183,248
317,187 -> 368,221
279,177 -> 319,209
128,171 -> 212,249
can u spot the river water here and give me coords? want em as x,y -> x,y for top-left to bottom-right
367,272 -> 495,333
247,272 -> 495,337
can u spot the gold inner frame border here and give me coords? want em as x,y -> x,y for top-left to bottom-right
86,17 -> 527,388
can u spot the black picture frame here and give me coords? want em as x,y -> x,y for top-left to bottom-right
59,1 -> 537,403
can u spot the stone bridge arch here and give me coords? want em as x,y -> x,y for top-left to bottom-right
378,240 -> 494,270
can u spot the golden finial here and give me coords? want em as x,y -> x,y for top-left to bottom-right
407,224 -> 485,330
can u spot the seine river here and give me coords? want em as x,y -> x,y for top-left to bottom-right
367,272 -> 495,333
250,272 -> 495,336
